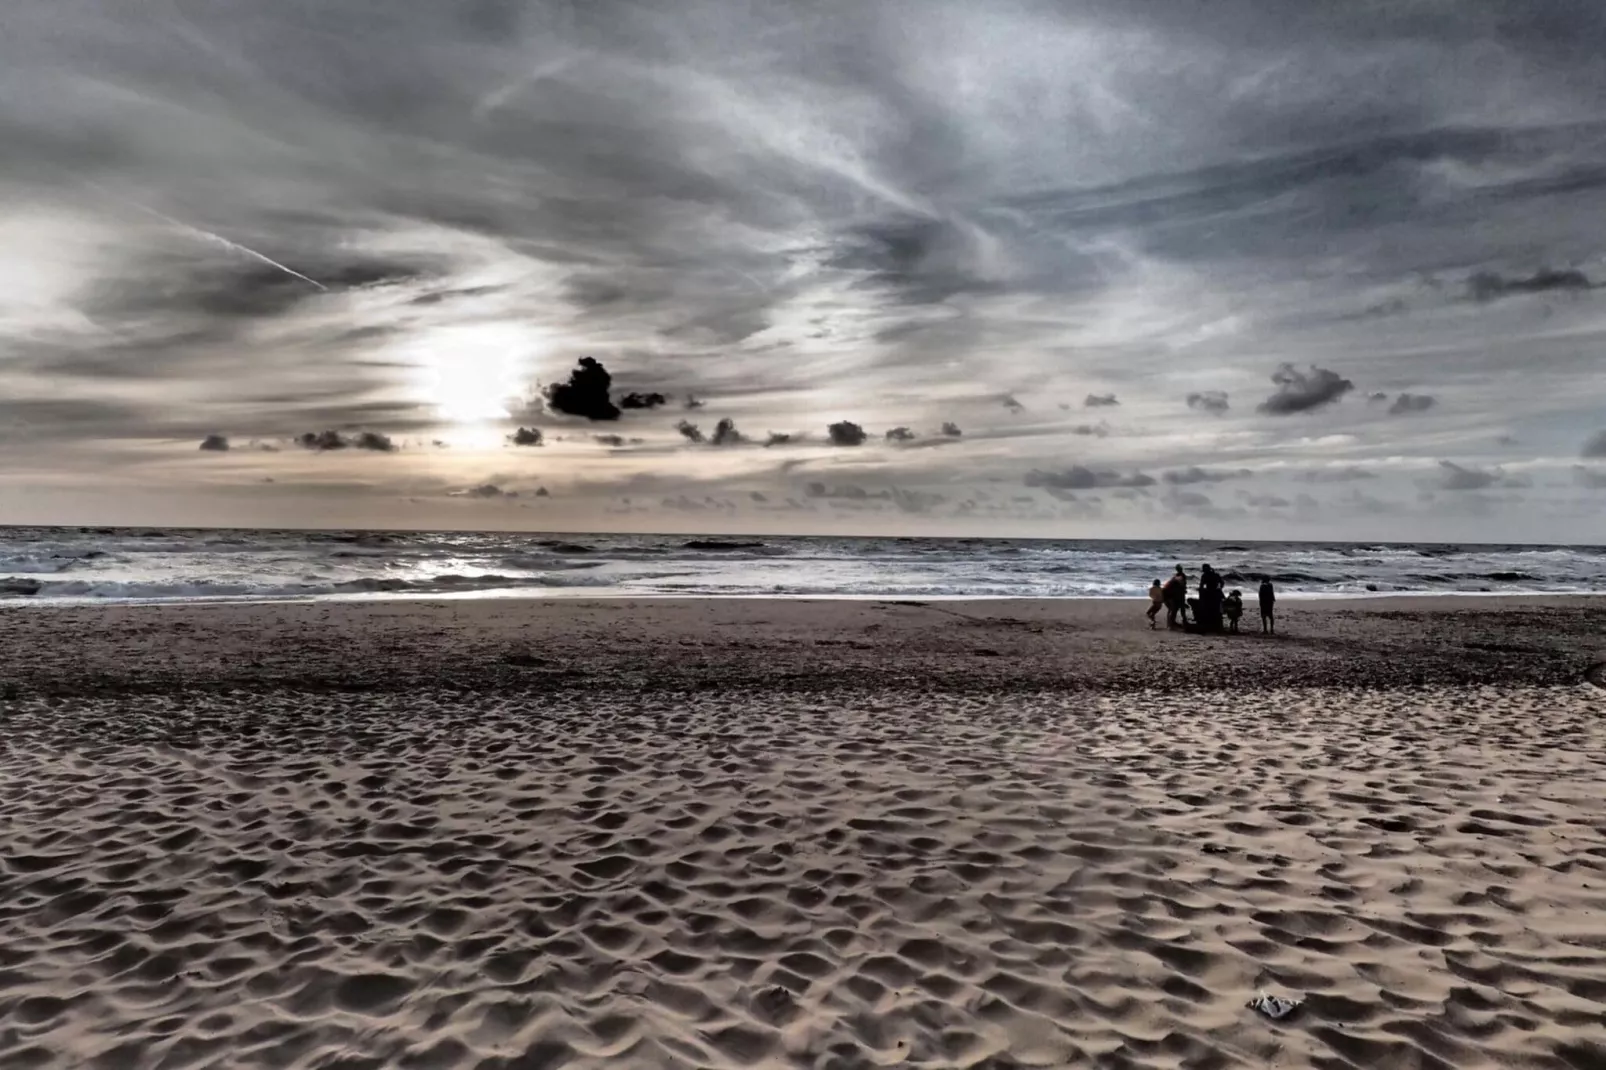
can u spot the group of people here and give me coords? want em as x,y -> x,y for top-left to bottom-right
1146,565 -> 1276,634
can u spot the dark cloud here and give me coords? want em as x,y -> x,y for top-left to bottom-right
619,392 -> 668,411
1025,467 -> 1156,491
675,420 -> 705,444
1582,430 -> 1606,458
750,491 -> 768,502
1186,391 -> 1230,415
1001,395 -> 1025,414
510,427 -> 544,447
764,432 -> 797,447
711,418 -> 744,446
1162,466 -> 1252,485
534,487 -> 550,498
1367,392 -> 1390,405
827,421 -> 868,447
940,422 -> 963,438
351,431 -> 398,453
593,434 -> 642,448
1388,393 -> 1437,415
1258,364 -> 1355,415
1085,394 -> 1120,408
296,430 -> 397,452
198,434 -> 230,452
1468,268 -> 1591,303
1070,423 -> 1109,438
545,358 -> 620,422
685,395 -> 706,411
885,426 -> 916,442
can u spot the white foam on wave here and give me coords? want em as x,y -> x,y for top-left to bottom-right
0,556 -> 87,575
5,572 -> 623,604
2,528 -> 1603,604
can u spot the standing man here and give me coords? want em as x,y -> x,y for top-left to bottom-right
1259,578 -> 1277,634
1163,565 -> 1188,628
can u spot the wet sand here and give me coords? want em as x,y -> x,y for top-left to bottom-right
2,595 -> 1604,697
1,597 -> 1604,1068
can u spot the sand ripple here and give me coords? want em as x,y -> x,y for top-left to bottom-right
2,685 -> 1604,1068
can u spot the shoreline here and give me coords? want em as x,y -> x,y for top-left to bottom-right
4,589 -> 1603,610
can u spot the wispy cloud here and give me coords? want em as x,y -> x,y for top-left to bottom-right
2,0 -> 1604,538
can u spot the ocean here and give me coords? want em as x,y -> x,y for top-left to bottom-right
1,526 -> 1601,604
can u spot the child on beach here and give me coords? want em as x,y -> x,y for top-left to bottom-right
1225,589 -> 1244,633
1146,579 -> 1164,628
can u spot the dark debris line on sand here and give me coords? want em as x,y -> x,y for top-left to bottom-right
1,599 -> 1604,700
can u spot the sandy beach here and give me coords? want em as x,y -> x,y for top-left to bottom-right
2,597 -> 1605,1068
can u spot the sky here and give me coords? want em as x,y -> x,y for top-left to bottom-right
3,0 -> 1606,541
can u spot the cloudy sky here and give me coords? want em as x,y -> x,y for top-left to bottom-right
3,0 -> 1605,540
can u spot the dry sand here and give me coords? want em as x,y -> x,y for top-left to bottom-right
1,597 -> 1604,1069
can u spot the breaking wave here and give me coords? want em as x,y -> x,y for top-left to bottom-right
1,572 -> 620,603
2,527 -> 1602,603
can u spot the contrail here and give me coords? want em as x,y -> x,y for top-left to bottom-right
87,181 -> 327,292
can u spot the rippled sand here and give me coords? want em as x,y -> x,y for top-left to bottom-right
4,670 -> 1605,1068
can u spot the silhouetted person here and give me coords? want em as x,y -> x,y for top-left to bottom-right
1191,563 -> 1225,632
1163,565 -> 1188,628
1259,579 -> 1276,634
1146,578 -> 1164,629
1225,589 -> 1244,633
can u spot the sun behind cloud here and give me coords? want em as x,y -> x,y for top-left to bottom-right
403,321 -> 541,433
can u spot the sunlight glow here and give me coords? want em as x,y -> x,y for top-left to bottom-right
403,322 -> 540,426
